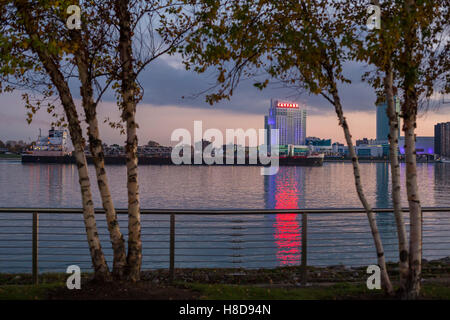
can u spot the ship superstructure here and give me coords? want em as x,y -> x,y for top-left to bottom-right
32,127 -> 70,156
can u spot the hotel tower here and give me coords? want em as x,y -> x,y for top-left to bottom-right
264,99 -> 307,150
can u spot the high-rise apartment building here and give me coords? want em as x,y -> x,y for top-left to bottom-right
264,99 -> 307,149
435,122 -> 450,157
376,97 -> 401,143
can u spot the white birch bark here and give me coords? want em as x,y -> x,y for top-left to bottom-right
384,68 -> 409,291
403,110 -> 422,299
14,1 -> 110,280
115,0 -> 142,282
42,63 -> 110,280
327,74 -> 394,295
402,0 -> 423,300
74,35 -> 128,279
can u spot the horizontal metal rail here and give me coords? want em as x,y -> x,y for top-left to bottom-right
0,207 -> 449,285
0,207 -> 449,214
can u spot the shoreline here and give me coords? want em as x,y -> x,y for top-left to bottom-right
8,154 -> 442,165
324,159 -> 437,163
1,258 -> 449,300
2,257 -> 449,284
20,154 -> 324,166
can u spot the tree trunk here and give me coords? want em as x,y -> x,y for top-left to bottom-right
14,1 -> 109,280
73,32 -> 128,279
384,67 -> 409,293
71,130 -> 111,282
402,0 -> 422,300
115,0 -> 142,282
327,76 -> 394,295
403,104 -> 422,299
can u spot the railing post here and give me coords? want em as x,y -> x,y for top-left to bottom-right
301,212 -> 307,285
169,213 -> 175,283
32,212 -> 39,285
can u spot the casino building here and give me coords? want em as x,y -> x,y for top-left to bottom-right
264,99 -> 307,150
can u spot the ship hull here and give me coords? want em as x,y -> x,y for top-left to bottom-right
279,156 -> 324,167
21,154 -> 74,164
21,154 -> 324,166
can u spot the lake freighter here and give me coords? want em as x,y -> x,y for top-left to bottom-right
22,127 -> 72,161
22,129 -> 324,166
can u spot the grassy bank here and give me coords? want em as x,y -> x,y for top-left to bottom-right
187,282 -> 450,300
0,283 -> 63,300
0,153 -> 20,159
1,281 -> 449,300
1,271 -> 449,300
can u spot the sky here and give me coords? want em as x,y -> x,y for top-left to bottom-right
0,54 -> 449,147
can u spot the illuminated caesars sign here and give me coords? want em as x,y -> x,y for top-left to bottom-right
277,102 -> 299,108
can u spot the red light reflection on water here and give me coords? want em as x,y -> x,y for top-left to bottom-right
273,176 -> 302,266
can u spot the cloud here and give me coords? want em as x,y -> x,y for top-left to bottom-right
127,56 -> 380,116
73,53 -> 377,116
1,54 -> 449,145
66,51 -> 448,118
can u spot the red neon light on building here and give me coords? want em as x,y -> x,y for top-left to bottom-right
277,103 -> 299,108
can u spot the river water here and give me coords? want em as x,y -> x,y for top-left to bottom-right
0,160 -> 449,272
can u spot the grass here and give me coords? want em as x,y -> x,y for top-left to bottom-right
0,282 -> 373,300
3,282 -> 449,300
0,283 -> 64,300
1,272 -> 449,300
0,273 -> 81,285
187,282 -> 450,300
420,284 -> 450,299
187,282 -> 382,300
0,273 -> 83,300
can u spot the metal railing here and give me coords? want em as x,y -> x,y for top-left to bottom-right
0,207 -> 450,285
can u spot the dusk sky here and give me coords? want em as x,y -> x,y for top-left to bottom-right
1,54 -> 449,147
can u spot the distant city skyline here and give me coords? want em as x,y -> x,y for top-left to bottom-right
0,96 -> 445,148
0,57 -> 448,146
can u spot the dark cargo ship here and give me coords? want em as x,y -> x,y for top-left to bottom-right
279,154 -> 324,166
22,130 -> 324,166
21,154 -> 324,166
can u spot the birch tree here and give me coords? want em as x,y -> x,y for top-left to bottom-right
354,0 -> 448,298
385,67 -> 409,290
66,2 -> 128,279
0,0 -> 111,280
101,0 -> 194,281
2,0 -> 194,282
397,0 -> 448,299
1,0 -> 134,280
346,0 -> 410,294
324,0 -> 448,299
160,0 -> 394,294
111,0 -> 143,282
